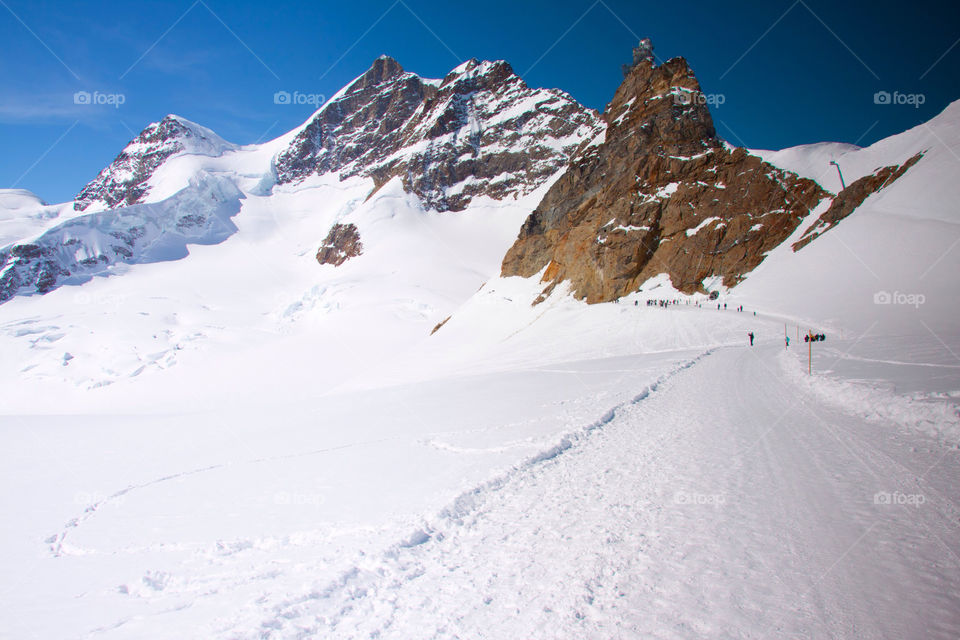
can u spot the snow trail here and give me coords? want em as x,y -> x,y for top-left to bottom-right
243,345 -> 960,639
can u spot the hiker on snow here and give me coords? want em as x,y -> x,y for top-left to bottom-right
748,331 -> 755,346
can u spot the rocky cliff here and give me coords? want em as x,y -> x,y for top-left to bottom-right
501,41 -> 832,302
275,56 -> 603,212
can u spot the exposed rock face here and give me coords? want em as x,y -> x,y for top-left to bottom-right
501,43 -> 831,303
74,115 -> 232,212
316,223 -> 363,266
276,56 -> 602,212
793,152 -> 924,251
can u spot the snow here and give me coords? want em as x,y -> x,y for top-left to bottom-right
0,188 -> 72,246
685,215 -> 720,236
0,79 -> 958,640
656,181 -> 681,197
4,299 -> 957,638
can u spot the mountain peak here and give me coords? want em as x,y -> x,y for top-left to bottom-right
502,45 -> 832,302
73,114 -> 233,212
442,58 -> 515,84
275,54 -> 601,211
357,55 -> 406,87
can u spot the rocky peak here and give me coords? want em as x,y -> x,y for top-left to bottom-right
606,53 -> 717,150
275,56 -> 602,211
502,43 -> 830,302
439,58 -> 515,89
364,55 -> 405,84
74,114 -> 232,212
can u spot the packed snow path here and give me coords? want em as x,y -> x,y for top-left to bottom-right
250,345 -> 960,639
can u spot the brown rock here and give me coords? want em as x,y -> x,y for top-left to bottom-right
502,43 -> 830,303
793,152 -> 924,251
316,223 -> 364,266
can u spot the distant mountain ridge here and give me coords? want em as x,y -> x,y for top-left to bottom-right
0,42 -> 951,306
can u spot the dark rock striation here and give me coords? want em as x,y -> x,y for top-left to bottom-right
276,56 -> 603,212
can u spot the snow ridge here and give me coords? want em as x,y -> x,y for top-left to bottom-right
778,349 -> 960,444
0,173 -> 243,303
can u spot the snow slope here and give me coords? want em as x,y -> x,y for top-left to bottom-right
237,344 -> 959,640
3,320 -> 958,639
738,100 -> 960,334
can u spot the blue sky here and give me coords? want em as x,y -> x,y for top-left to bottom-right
2,0 -> 958,203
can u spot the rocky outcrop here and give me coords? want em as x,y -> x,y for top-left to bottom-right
501,41 -> 829,302
275,56 -> 602,212
316,223 -> 363,266
793,152 -> 924,251
74,115 -> 233,212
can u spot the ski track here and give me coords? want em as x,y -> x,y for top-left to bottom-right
46,437 -> 411,558
225,345 -> 960,640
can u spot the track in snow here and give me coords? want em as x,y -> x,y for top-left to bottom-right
243,345 -> 960,639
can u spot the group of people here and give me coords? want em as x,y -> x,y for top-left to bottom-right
635,297 -> 756,316
748,331 -> 825,347
643,298 -> 680,308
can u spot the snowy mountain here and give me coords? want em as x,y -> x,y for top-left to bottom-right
1,44 -> 953,315
73,115 -> 237,213
2,42 -> 960,640
0,56 -> 600,305
274,55 -> 602,211
0,43 -> 956,383
0,173 -> 242,303
739,99 -> 960,332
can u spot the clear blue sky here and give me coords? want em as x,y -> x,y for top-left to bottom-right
2,0 -> 958,203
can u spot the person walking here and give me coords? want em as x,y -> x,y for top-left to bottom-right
748,331 -> 755,346
785,336 -> 790,349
